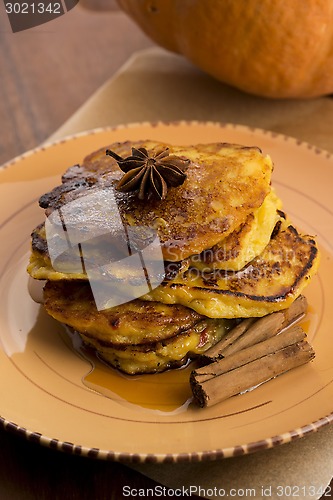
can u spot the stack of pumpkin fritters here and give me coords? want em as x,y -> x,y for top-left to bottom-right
27,141 -> 319,374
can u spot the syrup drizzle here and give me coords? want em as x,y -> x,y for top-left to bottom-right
66,302 -> 319,415
69,331 -> 194,414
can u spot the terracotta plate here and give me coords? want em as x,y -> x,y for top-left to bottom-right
0,121 -> 332,463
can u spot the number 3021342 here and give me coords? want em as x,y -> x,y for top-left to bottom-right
5,2 -> 62,14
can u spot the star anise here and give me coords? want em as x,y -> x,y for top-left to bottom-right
106,147 -> 189,200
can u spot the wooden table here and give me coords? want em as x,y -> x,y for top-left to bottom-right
0,0 -> 152,166
0,2 -> 332,499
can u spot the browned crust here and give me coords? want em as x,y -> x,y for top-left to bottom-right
154,224 -> 319,310
36,140 -> 272,261
168,245 -> 318,303
43,280 -> 205,345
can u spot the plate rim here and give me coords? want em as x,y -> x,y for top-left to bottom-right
1,119 -> 333,463
2,119 -> 333,172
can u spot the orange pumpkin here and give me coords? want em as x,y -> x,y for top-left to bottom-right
117,0 -> 333,98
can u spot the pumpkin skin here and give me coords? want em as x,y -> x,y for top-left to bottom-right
117,0 -> 333,98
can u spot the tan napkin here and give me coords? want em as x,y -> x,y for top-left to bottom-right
49,47 -> 333,152
48,47 -> 333,499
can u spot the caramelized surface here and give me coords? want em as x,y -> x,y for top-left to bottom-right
43,280 -> 232,374
190,190 -> 283,271
44,281 -> 203,345
36,140 -> 273,262
79,317 -> 231,375
142,226 -> 320,318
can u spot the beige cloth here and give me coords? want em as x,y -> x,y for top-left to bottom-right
48,47 -> 333,499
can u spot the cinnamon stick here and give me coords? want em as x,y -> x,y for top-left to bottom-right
201,295 -> 307,363
191,333 -> 315,408
200,317 -> 256,362
282,294 -> 308,328
193,325 -> 306,382
221,312 -> 285,357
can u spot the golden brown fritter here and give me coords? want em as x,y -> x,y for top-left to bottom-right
190,190 -> 283,271
142,226 -> 320,318
36,140 -> 273,262
43,280 -> 204,345
78,317 -> 231,375
28,189 -> 282,279
27,139 -> 320,377
43,280 -> 233,374
28,222 -> 190,281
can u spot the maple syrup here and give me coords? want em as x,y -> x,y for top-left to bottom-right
65,293 -> 321,416
68,331 -> 194,414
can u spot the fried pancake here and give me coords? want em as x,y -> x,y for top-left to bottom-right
28,184 -> 279,283
141,226 -> 320,318
28,223 -> 84,281
43,280 -> 204,345
78,317 -> 231,375
36,140 -> 273,262
190,190 -> 283,272
43,280 -> 233,374
27,223 -> 190,281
